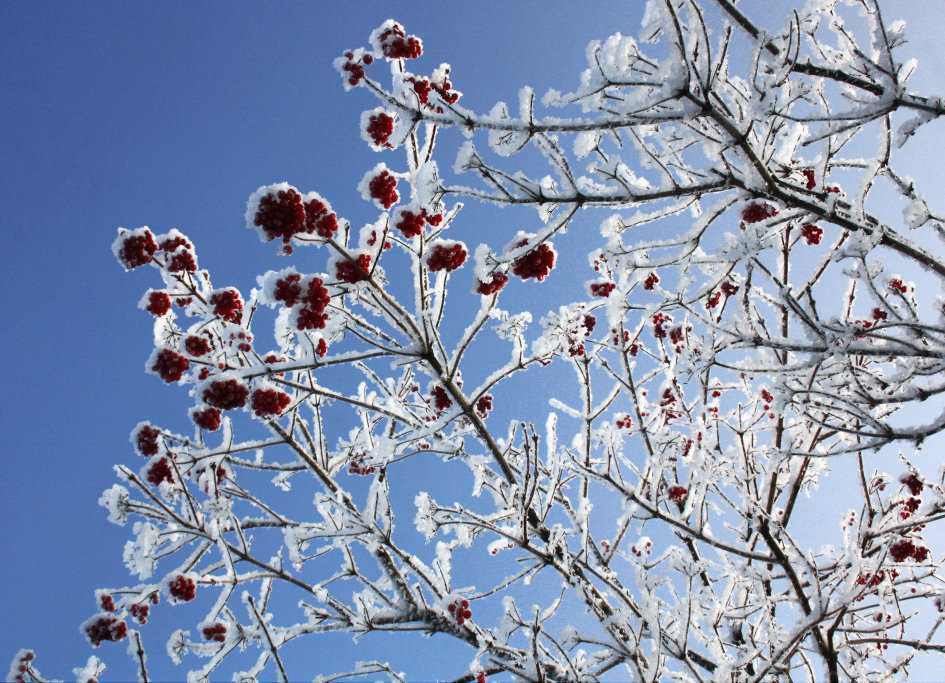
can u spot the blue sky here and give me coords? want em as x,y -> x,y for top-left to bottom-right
3,1 -> 945,680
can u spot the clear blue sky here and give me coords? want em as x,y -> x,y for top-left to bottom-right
2,1 -> 944,680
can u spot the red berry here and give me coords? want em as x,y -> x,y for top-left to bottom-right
373,21 -> 423,59
145,291 -> 172,316
741,202 -> 778,223
303,195 -> 339,239
336,253 -> 372,283
590,282 -> 615,297
368,171 -> 398,208
147,457 -> 174,486
427,242 -> 467,272
115,228 -> 158,270
365,110 -> 396,149
476,272 -> 508,295
430,385 -> 452,412
85,615 -> 128,647
251,387 -> 292,417
800,224 -> 823,245
393,207 -> 426,238
134,423 -> 162,456
475,395 -> 493,419
152,349 -> 190,383
203,623 -> 227,643
668,485 -> 688,501
252,186 -> 306,244
209,288 -> 243,323
203,379 -> 249,410
644,273 -> 659,290
192,407 -> 221,431
168,574 -> 196,601
185,335 -> 212,357
511,243 -> 555,281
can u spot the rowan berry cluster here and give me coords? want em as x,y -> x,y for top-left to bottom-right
202,379 -> 249,410
643,273 -> 659,290
145,291 -> 171,316
185,335 -> 212,357
475,272 -> 508,296
251,387 -> 292,417
366,168 -> 399,209
430,385 -> 452,412
348,455 -> 376,475
85,615 -> 128,647
801,224 -> 823,245
168,575 -> 196,602
511,242 -> 555,281
274,273 -> 332,330
209,289 -> 243,323
304,195 -> 340,239
192,407 -> 221,431
447,598 -> 472,625
203,623 -> 227,643
373,21 -> 422,60
339,51 -> 373,87
364,110 -> 395,149
335,253 -> 372,283
152,349 -> 190,383
426,241 -> 467,272
590,281 -> 615,297
667,485 -> 688,501
741,202 -> 779,223
135,424 -> 161,456
147,457 -> 174,486
889,539 -> 930,563
475,395 -> 493,419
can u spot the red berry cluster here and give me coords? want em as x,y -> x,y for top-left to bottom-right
801,224 -> 823,245
253,187 -> 306,243
447,598 -> 472,625
85,615 -> 128,647
185,335 -> 212,357
393,206 -> 440,238
147,457 -> 174,486
590,282 -> 616,297
365,111 -> 395,148
369,170 -> 399,208
404,73 -> 460,113
889,538 -> 930,563
168,574 -> 196,601
336,253 -> 372,283
210,289 -> 243,323
203,379 -> 249,410
567,315 -> 596,357
228,329 -> 252,352
153,349 -> 190,383
720,281 -> 739,297
643,273 -> 659,290
476,671 -> 487,683
741,202 -> 779,223
275,273 -> 332,330
631,538 -> 653,557
511,242 -> 555,281
251,388 -> 292,417
349,455 -> 376,475
889,278 -> 909,294
192,407 -> 221,431
615,414 -> 632,429
116,228 -> 159,270
100,594 -> 116,611
652,313 -> 671,340
476,272 -> 508,296
900,473 -> 923,496
146,291 -> 171,316
135,424 -> 161,456
430,385 -> 452,413
801,168 -> 816,190
304,196 -> 339,239
706,291 -> 722,309
11,650 -> 36,681
203,623 -> 227,643
475,395 -> 492,419
160,235 -> 198,273
340,51 -> 373,87
129,603 -> 149,624
667,485 -> 688,501
375,23 -> 422,59
427,242 -> 467,272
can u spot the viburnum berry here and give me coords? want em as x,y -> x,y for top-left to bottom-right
361,166 -> 399,209
251,387 -> 292,417
446,597 -> 472,626
209,288 -> 243,323
134,423 -> 162,456
426,241 -> 467,272
129,603 -> 149,625
164,246 -> 198,273
511,241 -> 555,281
168,574 -> 196,602
362,108 -> 396,149
144,291 -> 171,316
430,385 -> 452,412
475,272 -> 508,296
371,20 -> 422,60
889,278 -> 909,294
335,253 -> 372,283
668,485 -> 688,501
184,335 -> 212,357
192,407 -> 221,431
248,184 -> 306,244
274,273 -> 303,306
590,281 -> 616,297
348,455 -> 376,475
900,473 -> 923,496
643,273 -> 659,290
151,349 -> 190,383
719,280 -> 739,296
85,615 -> 128,647
203,623 -> 227,643
99,594 -> 116,612
114,227 -> 159,270
801,168 -> 816,190
706,291 -> 722,309
337,51 -> 370,88
801,224 -> 823,245
475,395 -> 493,419
147,457 -> 174,486
392,205 -> 426,238
202,378 -> 249,410
742,202 -> 779,223
303,194 -> 339,239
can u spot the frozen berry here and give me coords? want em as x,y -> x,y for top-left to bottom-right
152,349 -> 190,383
203,379 -> 249,410
426,242 -> 467,272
